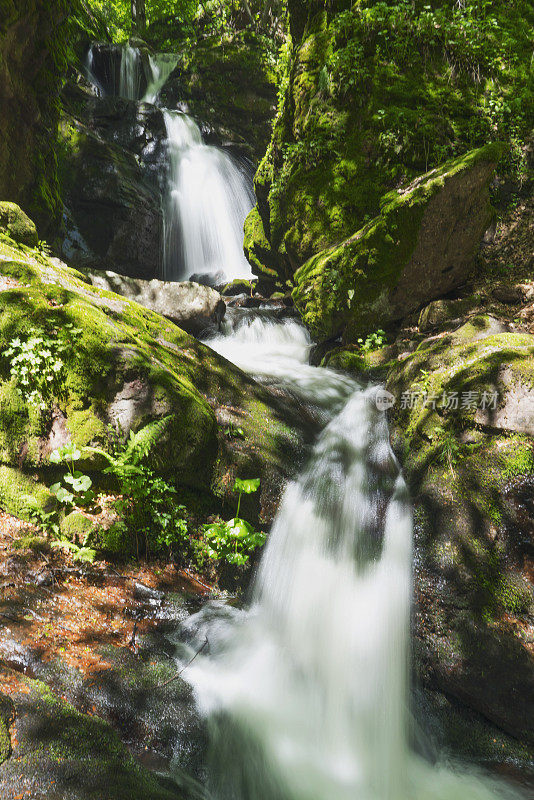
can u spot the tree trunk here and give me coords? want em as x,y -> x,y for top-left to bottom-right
131,0 -> 146,34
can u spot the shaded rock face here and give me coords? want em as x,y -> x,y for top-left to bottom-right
0,2 -> 69,233
0,667 -> 183,800
159,32 -> 277,163
86,270 -> 226,336
383,314 -> 534,759
60,85 -> 166,279
59,35 -> 277,280
292,145 -> 500,341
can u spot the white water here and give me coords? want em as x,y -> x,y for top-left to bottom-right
84,46 -> 104,96
175,314 -> 520,800
162,110 -> 254,283
143,53 -> 178,104
119,45 -> 142,100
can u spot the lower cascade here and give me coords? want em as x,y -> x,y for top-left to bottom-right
172,313 -> 520,800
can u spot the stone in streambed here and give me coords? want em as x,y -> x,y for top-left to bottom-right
85,270 -> 226,336
0,668 -> 183,799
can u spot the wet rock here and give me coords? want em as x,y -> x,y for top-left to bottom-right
221,279 -> 254,297
0,202 -> 38,247
133,581 -> 165,603
0,666 -> 184,800
85,270 -> 226,336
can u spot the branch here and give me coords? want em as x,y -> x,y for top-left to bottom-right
156,637 -> 209,688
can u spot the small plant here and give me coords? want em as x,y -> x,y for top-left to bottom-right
28,505 -> 60,539
50,443 -> 94,508
224,422 -> 245,439
36,239 -> 53,257
203,478 -> 265,566
87,417 -> 189,557
51,539 -> 97,564
3,323 -> 80,410
356,329 -> 387,353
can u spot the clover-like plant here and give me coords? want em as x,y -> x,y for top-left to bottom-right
50,443 -> 94,508
204,478 -> 265,566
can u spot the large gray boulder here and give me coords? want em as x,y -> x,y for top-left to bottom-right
86,270 -> 226,335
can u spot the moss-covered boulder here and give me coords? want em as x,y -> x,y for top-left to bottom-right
0,668 -> 184,799
246,0 -> 533,286
292,145 -> 502,341
0,227 -> 308,525
0,202 -> 38,247
385,315 -> 534,750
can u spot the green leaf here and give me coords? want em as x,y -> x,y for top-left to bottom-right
64,473 -> 92,493
50,450 -> 62,464
233,478 -> 260,495
51,485 -> 75,505
227,518 -> 254,539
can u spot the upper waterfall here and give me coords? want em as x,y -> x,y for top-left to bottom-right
162,110 -> 254,283
143,53 -> 178,104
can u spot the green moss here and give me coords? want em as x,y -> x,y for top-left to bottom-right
0,466 -> 53,521
244,205 -> 278,278
501,440 -> 534,479
0,232 -> 305,537
0,203 -> 38,247
1,670 -> 180,800
12,534 -> 50,552
0,695 -> 13,766
247,0 -> 532,284
60,511 -> 95,543
292,144 -> 500,340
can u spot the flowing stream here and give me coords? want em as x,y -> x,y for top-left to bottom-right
168,312 -> 520,800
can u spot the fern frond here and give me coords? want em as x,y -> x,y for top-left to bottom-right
123,415 -> 174,467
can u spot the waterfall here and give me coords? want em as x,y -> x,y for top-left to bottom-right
119,45 -> 141,100
143,53 -> 178,104
84,44 -> 254,284
84,46 -> 104,96
172,313 -> 520,800
162,110 -> 254,283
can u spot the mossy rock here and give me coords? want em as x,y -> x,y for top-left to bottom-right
246,0 -> 533,283
244,205 -> 279,279
60,511 -> 96,543
385,315 -> 534,754
0,667 -> 184,799
0,465 -> 53,521
0,202 -> 38,247
0,693 -> 14,766
292,144 -> 503,342
0,231 -> 308,525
